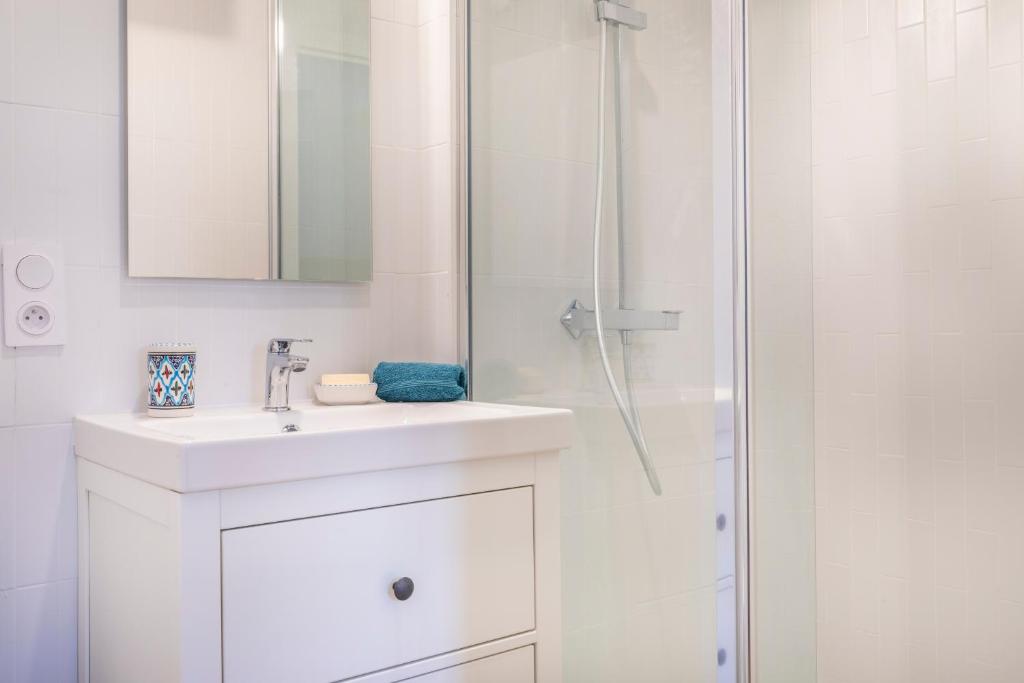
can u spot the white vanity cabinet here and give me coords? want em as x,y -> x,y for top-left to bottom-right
74,402 -> 570,683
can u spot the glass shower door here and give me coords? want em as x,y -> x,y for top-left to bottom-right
467,1 -> 742,680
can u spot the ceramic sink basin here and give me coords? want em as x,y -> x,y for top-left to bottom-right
74,401 -> 574,493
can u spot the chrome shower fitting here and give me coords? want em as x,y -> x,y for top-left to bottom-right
572,2 -> 669,496
560,300 -> 681,340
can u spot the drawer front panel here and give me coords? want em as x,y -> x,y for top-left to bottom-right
222,488 -> 535,682
398,647 -> 534,682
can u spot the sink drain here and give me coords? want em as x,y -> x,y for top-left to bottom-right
282,424 -> 300,433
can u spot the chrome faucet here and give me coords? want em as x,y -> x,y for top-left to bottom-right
264,338 -> 311,412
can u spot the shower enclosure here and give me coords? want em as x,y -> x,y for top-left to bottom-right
465,0 -> 1024,678
466,0 -> 748,680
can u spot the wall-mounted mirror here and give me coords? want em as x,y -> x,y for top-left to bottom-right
126,0 -> 372,282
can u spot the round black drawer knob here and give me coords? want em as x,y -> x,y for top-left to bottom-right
392,577 -> 415,601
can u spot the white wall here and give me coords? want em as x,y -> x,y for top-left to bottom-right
0,1 -> 455,681
750,0 -> 1024,678
370,0 -> 456,364
811,0 -> 1024,676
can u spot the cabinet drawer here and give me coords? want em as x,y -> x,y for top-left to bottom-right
221,488 -> 536,683
398,647 -> 534,682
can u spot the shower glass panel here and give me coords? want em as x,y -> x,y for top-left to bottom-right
468,1 -> 741,680
744,0 -> 819,671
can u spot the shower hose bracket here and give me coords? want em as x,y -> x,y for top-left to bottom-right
595,1 -> 648,30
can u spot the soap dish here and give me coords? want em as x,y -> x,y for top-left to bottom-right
314,383 -> 378,405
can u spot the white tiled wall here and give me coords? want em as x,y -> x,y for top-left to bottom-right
751,0 -> 1024,676
812,0 -> 1024,675
0,1 -> 455,681
370,0 -> 457,365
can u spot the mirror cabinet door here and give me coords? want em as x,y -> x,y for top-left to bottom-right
126,0 -> 372,283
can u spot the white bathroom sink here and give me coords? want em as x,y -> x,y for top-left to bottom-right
74,401 -> 574,492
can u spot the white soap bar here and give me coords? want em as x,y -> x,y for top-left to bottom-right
321,373 -> 370,385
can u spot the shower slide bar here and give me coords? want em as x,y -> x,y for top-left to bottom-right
560,300 -> 681,340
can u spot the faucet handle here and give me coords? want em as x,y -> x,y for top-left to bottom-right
268,338 -> 313,353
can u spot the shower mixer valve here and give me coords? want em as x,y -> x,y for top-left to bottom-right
560,299 -> 681,340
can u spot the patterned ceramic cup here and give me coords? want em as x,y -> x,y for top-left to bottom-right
147,343 -> 197,417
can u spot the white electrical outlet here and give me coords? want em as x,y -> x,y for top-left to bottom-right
17,302 -> 55,335
3,243 -> 66,348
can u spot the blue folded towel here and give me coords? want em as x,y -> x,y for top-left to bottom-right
372,362 -> 467,402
